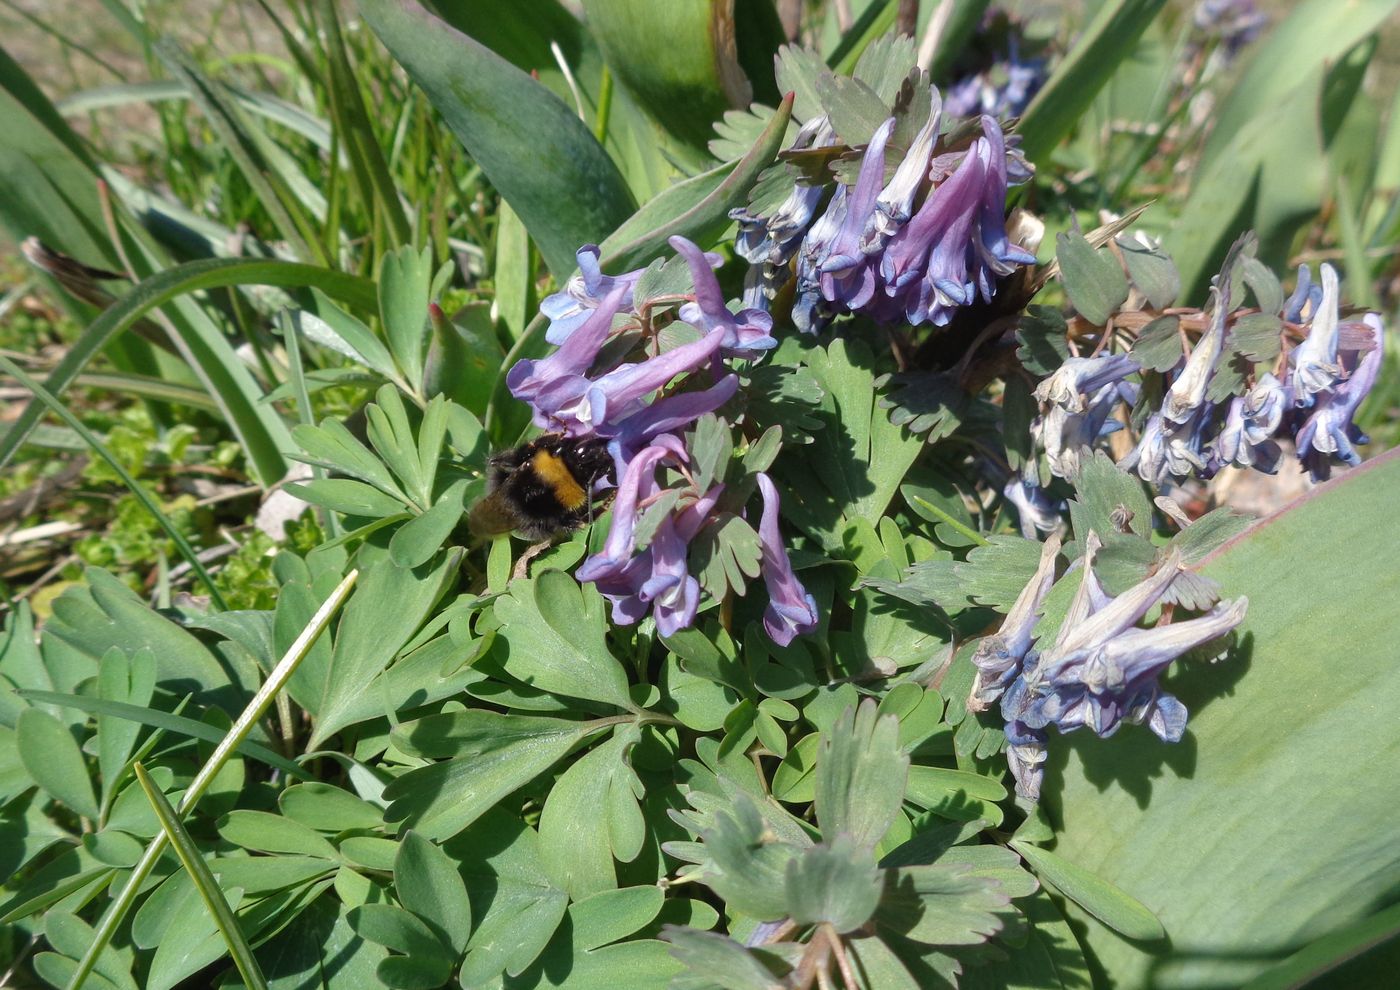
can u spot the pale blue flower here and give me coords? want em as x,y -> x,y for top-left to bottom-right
1297,313 -> 1384,481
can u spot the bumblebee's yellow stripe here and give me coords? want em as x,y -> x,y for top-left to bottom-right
531,450 -> 588,510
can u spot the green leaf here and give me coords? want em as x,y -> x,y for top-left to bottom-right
395,831 -> 472,955
1055,231 -> 1129,326
18,690 -> 308,780
286,479 -> 408,518
356,0 -> 635,279
1011,840 -> 1164,942
42,913 -> 136,990
1226,312 -> 1284,365
493,569 -> 634,711
1069,450 -> 1152,539
785,835 -> 883,933
662,928 -> 787,990
1130,316 -> 1184,373
1239,900 -> 1400,990
569,885 -> 664,951
539,726 -> 642,899
1047,449 -> 1400,986
0,255 -> 372,480
64,571 -> 359,990
1016,306 -> 1072,376
875,861 -> 1012,946
1118,237 -> 1180,309
1016,0 -> 1169,163
278,782 -> 384,832
580,0 -> 750,148
385,713 -> 603,839
16,707 -> 98,821
313,552 -> 460,746
378,245 -> 434,394
598,93 -> 794,273
388,479 -> 468,568
347,904 -> 449,987
96,647 -> 156,803
219,810 -> 339,859
813,699 -> 909,850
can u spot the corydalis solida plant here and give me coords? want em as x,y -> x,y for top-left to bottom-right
506,237 -> 816,642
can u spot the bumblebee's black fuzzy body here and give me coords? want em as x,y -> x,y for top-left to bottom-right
468,434 -> 614,540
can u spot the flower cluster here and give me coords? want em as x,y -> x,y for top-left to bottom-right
1193,0 -> 1267,54
943,12 -> 1047,120
969,534 -> 1247,800
1027,263 -> 1384,493
732,92 -> 1035,334
508,238 -> 817,642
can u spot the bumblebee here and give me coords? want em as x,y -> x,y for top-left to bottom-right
468,434 -> 614,540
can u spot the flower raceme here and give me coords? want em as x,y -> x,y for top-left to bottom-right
731,90 -> 1036,334
1023,262 -> 1385,502
970,534 -> 1247,800
507,238 -> 817,644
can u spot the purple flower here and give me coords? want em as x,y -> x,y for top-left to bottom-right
1296,313 -> 1384,482
1214,373 -> 1286,473
1033,354 -> 1139,480
540,246 -> 647,345
998,539 -> 1248,800
508,283 -> 628,407
731,116 -> 835,269
1003,477 -> 1063,539
863,92 -> 942,253
756,473 -> 818,646
671,236 -> 777,356
1290,263 -> 1343,406
968,535 -> 1060,711
530,327 -> 726,436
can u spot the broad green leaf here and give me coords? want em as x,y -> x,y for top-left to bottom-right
1239,900 -> 1400,990
43,913 -> 136,990
250,899 -> 388,990
493,569 -> 634,711
875,862 -> 1012,946
388,479 -> 468,568
813,699 -> 909,850
313,553 -> 460,746
96,647 -> 156,802
394,831 -> 471,955
16,707 -> 98,820
959,890 -> 1093,990
285,479 -> 408,518
1055,231 -> 1129,326
384,713 -> 603,839
581,0 -> 749,148
356,0 -> 636,278
663,928 -> 785,990
1046,449 -> 1400,986
1015,0 -> 1168,163
785,835 -> 883,933
1011,840 -> 1164,942
569,886 -> 664,951
539,726 -> 642,899
378,245 -> 434,394
279,782 -> 384,832
219,810 -> 340,859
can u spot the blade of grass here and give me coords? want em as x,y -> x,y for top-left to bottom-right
0,354 -> 228,610
155,42 -> 328,267
314,0 -> 412,254
0,256 -> 375,472
63,569 -> 358,990
17,690 -> 310,780
134,762 -> 269,990
1015,0 -> 1169,164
